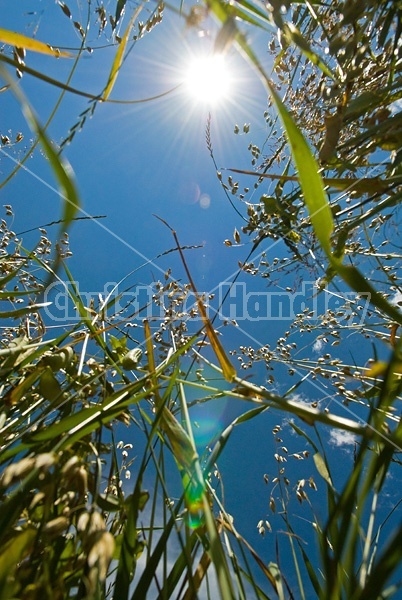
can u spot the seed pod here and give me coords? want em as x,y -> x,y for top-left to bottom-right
77,512 -> 90,533
87,531 -> 115,580
62,456 -> 80,476
1,457 -> 35,487
76,466 -> 88,497
319,112 -> 343,163
42,516 -> 69,536
58,2 -> 72,18
35,453 -> 55,470
121,348 -> 142,370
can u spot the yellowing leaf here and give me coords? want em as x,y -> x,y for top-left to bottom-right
3,367 -> 43,407
366,360 -> 402,378
0,28 -> 71,57
103,6 -> 142,101
319,112 -> 343,163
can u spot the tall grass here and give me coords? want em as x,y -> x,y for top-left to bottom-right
0,1 -> 401,598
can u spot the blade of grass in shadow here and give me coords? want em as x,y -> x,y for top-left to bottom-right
182,546 -> 212,600
113,399 -> 176,599
282,518 -> 322,598
157,530 -> 201,599
221,534 -> 248,600
236,567 -> 273,599
360,524 -> 402,600
220,532 -> 252,596
115,0 -> 128,26
113,463 -> 149,600
289,422 -> 339,558
0,527 -> 37,598
148,440 -> 201,600
208,482 -> 282,597
321,440 -> 384,595
322,359 -> 402,596
124,408 -> 198,598
130,505 -> 186,600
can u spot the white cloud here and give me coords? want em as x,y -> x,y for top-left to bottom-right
313,339 -> 324,353
329,429 -> 356,447
390,98 -> 402,114
290,393 -> 311,405
391,290 -> 402,307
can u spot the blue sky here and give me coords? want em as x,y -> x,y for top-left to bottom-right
1,1 -> 401,596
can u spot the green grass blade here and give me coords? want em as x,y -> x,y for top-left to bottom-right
361,525 -> 402,600
205,405 -> 268,474
157,531 -> 200,599
0,66 -> 80,231
0,527 -> 37,597
0,302 -> 52,320
265,84 -> 334,255
217,12 -> 402,329
113,478 -> 149,599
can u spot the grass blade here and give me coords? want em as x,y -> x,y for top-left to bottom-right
0,27 -> 71,57
0,65 -> 81,232
155,216 -> 236,382
103,6 -> 142,100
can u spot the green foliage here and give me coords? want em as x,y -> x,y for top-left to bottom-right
1,1 -> 402,598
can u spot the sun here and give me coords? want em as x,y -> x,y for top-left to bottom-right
183,54 -> 232,105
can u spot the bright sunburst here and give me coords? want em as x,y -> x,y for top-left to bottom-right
184,54 -> 231,105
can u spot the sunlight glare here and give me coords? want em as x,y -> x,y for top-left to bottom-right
184,54 -> 231,104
